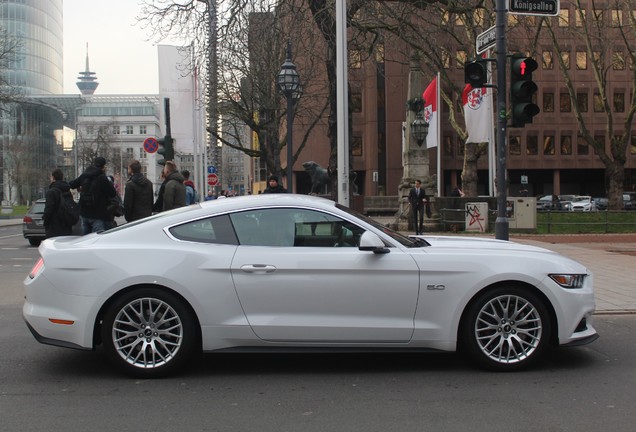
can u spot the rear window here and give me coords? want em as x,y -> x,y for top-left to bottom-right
29,203 -> 46,214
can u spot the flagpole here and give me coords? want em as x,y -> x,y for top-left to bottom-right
436,72 -> 441,197
487,50 -> 496,197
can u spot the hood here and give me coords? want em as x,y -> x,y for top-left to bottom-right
50,180 -> 71,193
417,235 -> 556,254
130,173 -> 150,186
165,171 -> 184,183
184,180 -> 195,189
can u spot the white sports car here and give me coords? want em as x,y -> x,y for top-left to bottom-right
24,194 -> 598,377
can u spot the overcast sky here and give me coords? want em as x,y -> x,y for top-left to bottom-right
63,0 -> 160,95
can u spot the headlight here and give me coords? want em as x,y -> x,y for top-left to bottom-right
549,274 -> 586,289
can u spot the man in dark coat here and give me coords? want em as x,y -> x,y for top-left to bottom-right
43,168 -> 74,239
408,179 -> 428,235
154,161 -> 186,212
69,156 -> 117,234
124,159 -> 154,222
263,175 -> 287,194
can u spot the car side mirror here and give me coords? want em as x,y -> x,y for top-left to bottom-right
358,231 -> 390,254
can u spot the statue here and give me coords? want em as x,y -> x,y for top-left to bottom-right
302,161 -> 329,194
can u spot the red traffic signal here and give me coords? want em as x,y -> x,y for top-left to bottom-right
510,55 -> 539,128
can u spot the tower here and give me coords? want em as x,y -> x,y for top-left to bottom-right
76,43 -> 99,95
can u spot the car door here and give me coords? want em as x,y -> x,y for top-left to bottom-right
229,208 -> 420,343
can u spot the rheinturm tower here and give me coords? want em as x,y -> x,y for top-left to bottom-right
76,44 -> 99,95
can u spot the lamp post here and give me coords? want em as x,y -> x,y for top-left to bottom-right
277,41 -> 301,193
407,97 -> 429,146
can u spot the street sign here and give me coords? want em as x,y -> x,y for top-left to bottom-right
143,137 -> 158,154
508,0 -> 559,16
207,173 -> 219,186
207,165 -> 217,174
476,25 -> 496,55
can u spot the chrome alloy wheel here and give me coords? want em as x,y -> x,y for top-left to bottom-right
111,297 -> 183,369
474,294 -> 543,365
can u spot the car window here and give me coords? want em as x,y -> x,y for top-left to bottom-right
230,208 -> 365,247
30,203 -> 46,214
169,214 -> 237,245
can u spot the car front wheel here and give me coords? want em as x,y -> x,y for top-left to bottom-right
462,286 -> 551,371
101,288 -> 198,378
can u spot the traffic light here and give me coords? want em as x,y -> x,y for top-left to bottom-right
464,59 -> 488,88
510,54 -> 540,127
157,135 -> 174,166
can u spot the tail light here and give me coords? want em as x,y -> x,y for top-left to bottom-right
29,258 -> 44,279
23,216 -> 33,223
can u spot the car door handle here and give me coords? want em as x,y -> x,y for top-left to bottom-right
240,264 -> 277,273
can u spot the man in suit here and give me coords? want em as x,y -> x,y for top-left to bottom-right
408,179 -> 428,235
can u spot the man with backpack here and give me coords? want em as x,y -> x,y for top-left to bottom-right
69,156 -> 117,234
43,168 -> 78,239
181,169 -> 199,205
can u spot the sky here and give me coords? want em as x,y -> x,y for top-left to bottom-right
63,0 -> 162,95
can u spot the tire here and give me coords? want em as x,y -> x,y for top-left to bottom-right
28,238 -> 41,246
461,286 -> 551,371
101,288 -> 198,378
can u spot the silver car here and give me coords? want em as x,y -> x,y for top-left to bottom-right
22,198 -> 82,246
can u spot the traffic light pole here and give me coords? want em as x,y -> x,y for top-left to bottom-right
495,0 -> 509,241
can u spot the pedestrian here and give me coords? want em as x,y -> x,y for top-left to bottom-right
204,190 -> 216,201
105,175 -> 124,230
450,186 -> 464,197
181,170 -> 199,205
42,168 -> 74,239
262,175 -> 287,194
154,161 -> 186,211
69,156 -> 117,234
124,160 -> 154,222
408,179 -> 428,235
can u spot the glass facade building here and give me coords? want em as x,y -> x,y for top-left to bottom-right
0,0 -> 64,203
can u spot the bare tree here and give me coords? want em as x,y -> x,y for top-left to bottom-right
0,26 -> 22,106
530,0 -> 636,209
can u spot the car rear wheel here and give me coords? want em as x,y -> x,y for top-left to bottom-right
101,288 -> 198,378
462,286 -> 551,371
28,238 -> 41,246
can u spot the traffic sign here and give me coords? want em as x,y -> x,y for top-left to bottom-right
207,173 -> 219,186
508,0 -> 559,16
207,166 -> 217,174
476,26 -> 496,55
143,137 -> 158,154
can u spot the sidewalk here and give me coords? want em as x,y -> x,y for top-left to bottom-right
3,217 -> 634,313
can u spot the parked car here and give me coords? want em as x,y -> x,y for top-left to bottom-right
624,192 -> 636,210
24,194 -> 598,377
570,195 -> 596,211
536,195 -> 560,211
592,197 -> 608,211
558,194 -> 576,211
22,198 -> 82,246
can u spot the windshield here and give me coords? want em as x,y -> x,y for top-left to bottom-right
335,203 -> 428,247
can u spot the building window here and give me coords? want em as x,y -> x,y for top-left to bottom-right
594,134 -> 605,154
614,92 -> 625,112
576,10 -> 586,27
126,148 -> 134,159
611,9 -> 623,26
441,50 -> 451,69
139,125 -> 147,135
509,135 -> 521,155
576,92 -> 588,112
558,9 -> 569,26
593,93 -> 604,112
543,92 -> 554,112
350,49 -> 361,69
576,51 -> 587,70
542,51 -> 553,69
351,135 -> 363,156
86,125 -> 94,135
560,93 -> 572,112
456,50 -> 467,68
113,125 -> 120,135
543,135 -> 555,155
457,138 -> 465,156
577,135 -> 589,155
140,149 -> 147,158
351,88 -> 362,113
613,51 -> 626,70
631,135 -> 636,155
526,136 -> 538,155
443,135 -> 453,156
561,51 -> 570,69
561,135 -> 573,155
126,126 -> 133,134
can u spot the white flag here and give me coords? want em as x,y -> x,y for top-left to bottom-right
422,76 -> 439,149
462,84 -> 492,143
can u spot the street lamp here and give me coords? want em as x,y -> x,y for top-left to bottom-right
277,41 -> 301,193
407,97 -> 429,146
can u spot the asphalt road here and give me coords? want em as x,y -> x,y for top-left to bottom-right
2,224 -> 636,431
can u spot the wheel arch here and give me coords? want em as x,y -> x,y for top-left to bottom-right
92,283 -> 202,348
457,280 -> 559,349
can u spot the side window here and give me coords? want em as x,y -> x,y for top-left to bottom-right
169,214 -> 237,245
230,208 -> 365,247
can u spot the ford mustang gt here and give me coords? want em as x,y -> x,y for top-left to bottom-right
24,194 -> 597,377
